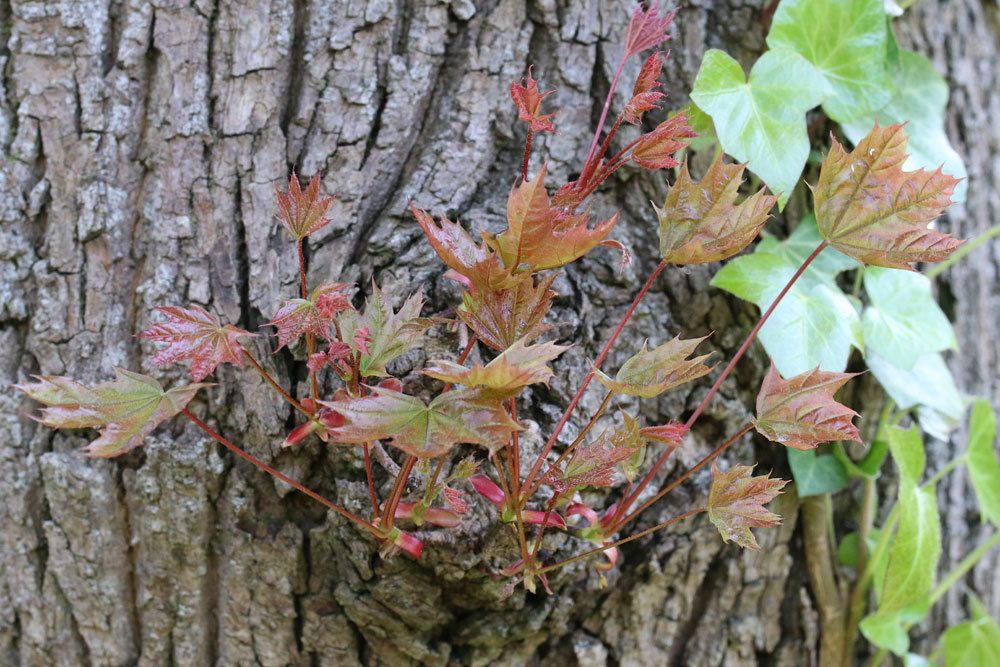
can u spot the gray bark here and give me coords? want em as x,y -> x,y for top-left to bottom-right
1,1 -> 997,665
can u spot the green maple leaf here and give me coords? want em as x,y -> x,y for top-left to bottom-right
17,368 -> 207,457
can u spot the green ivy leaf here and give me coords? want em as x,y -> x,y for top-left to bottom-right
841,50 -> 968,201
862,267 -> 956,370
941,595 -> 1000,666
690,48 -> 831,208
867,352 -> 965,440
756,215 -> 859,280
788,448 -> 849,496
860,600 -> 931,657
967,399 -> 1000,527
766,0 -> 892,123
883,485 -> 940,614
713,239 -> 862,377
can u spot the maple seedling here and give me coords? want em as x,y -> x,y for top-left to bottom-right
16,2 -> 964,596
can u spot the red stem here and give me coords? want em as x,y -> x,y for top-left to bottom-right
618,242 -> 827,519
297,238 -> 319,399
521,258 -> 669,498
182,408 -> 377,537
583,56 -> 627,173
521,127 -> 533,183
363,443 -> 380,520
577,114 -> 625,193
242,349 -> 310,416
384,455 -> 416,531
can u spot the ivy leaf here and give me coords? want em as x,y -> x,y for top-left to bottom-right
543,432 -> 633,495
754,365 -> 861,450
140,305 -> 255,381
323,388 -> 520,459
16,368 -> 207,457
458,272 -> 556,352
967,399 -> 1000,528
338,285 -> 432,378
867,351 -> 965,441
707,462 -> 788,550
276,172 -> 334,241
715,250 -> 863,376
766,0 -> 891,123
595,335 -> 714,398
941,595 -> 1000,667
266,282 -> 354,351
788,449 -> 849,497
861,267 -> 956,370
860,601 -> 931,658
510,67 -> 556,133
423,338 -> 568,399
656,154 -> 776,265
690,48 -> 831,208
813,123 -> 963,270
841,50 -> 967,202
879,427 -> 940,619
487,165 -> 619,271
755,215 -> 859,280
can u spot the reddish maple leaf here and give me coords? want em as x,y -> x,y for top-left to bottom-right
16,368 -> 207,457
487,164 -> 620,270
640,420 -> 688,446
657,154 -> 776,264
813,122 -> 962,269
276,172 -> 335,240
595,335 -> 714,398
754,365 -> 862,450
442,487 -> 469,514
459,272 -> 556,352
544,432 -> 633,495
307,340 -> 353,373
624,1 -> 676,59
423,338 -> 568,399
409,203 -> 511,290
707,462 -> 788,550
623,52 -> 665,124
140,305 -> 255,381
510,67 -> 556,133
323,388 -> 520,458
265,282 -> 354,351
631,114 -> 697,170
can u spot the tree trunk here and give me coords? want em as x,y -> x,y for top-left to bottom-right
1,1 -> 997,665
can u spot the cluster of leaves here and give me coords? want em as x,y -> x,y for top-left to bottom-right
15,4 -> 993,651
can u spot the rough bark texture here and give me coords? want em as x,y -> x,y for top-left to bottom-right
1,1 -> 997,666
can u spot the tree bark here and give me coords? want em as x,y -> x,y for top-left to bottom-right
1,1 -> 997,666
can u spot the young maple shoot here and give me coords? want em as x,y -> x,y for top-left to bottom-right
15,2 -> 965,596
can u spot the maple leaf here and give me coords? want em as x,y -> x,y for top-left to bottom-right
487,164 -> 620,271
307,340 -> 353,373
624,1 -> 676,59
276,172 -> 335,241
631,114 -> 697,170
754,365 -> 862,450
140,305 -> 255,381
459,272 -> 556,352
322,388 -> 520,458
657,154 -> 777,265
623,52 -> 666,125
640,421 -> 688,446
442,487 -> 469,514
423,338 -> 568,399
337,284 -> 433,377
16,368 -> 207,457
813,123 -> 962,269
544,431 -> 633,495
707,461 -> 788,550
595,335 -> 714,398
409,203 -> 511,290
611,412 -> 647,483
266,282 -> 354,351
509,67 -> 556,133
